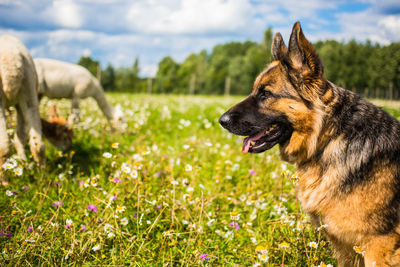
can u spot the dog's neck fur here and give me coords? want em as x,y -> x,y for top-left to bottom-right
289,82 -> 400,221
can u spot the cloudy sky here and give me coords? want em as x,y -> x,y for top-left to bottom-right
1,0 -> 399,76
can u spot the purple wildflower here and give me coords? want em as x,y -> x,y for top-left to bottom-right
64,224 -> 71,229
0,231 -> 12,238
52,201 -> 63,208
249,169 -> 256,175
111,195 -> 117,201
113,178 -> 122,183
88,204 -> 98,212
22,186 -> 29,191
78,180 -> 84,186
229,221 -> 240,230
54,181 -> 60,186
199,253 -> 210,261
27,226 -> 33,233
80,225 -> 87,231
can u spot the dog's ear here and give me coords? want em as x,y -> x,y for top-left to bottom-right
271,33 -> 287,61
286,22 -> 323,78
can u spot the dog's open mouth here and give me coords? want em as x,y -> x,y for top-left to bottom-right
242,124 -> 284,153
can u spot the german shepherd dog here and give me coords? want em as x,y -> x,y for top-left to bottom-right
219,22 -> 400,267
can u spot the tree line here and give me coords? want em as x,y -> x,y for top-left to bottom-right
78,28 -> 400,98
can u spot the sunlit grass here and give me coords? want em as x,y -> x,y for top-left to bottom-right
2,93 -> 398,266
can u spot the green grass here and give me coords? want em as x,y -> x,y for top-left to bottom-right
3,93 -> 397,266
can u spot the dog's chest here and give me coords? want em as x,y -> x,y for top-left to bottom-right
296,167 -> 367,244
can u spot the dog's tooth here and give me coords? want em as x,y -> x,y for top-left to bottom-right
250,141 -> 256,146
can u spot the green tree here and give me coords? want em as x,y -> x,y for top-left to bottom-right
316,40 -> 344,86
155,56 -> 180,93
150,27 -> 400,98
262,27 -> 273,57
101,64 -> 116,91
115,58 -> 141,92
176,50 -> 208,94
77,56 -> 100,78
204,41 -> 256,94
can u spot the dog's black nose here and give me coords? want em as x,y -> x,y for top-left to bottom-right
219,113 -> 232,128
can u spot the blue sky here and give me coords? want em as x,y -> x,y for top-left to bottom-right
1,0 -> 399,76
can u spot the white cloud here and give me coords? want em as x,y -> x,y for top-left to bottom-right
126,0 -> 253,34
141,64 -> 158,77
331,8 -> 400,44
1,0 -> 399,77
379,15 -> 400,37
82,48 -> 91,57
52,0 -> 83,28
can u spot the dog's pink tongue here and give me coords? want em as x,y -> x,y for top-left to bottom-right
242,130 -> 266,153
242,137 -> 251,153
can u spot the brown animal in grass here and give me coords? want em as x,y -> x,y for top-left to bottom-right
219,22 -> 400,266
41,105 -> 73,151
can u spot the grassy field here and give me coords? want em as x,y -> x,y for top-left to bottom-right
1,93 -> 398,266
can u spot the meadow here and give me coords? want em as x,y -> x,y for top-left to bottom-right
2,93 -> 398,266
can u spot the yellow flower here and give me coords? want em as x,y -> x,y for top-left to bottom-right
308,241 -> 318,248
278,241 -> 290,249
111,143 -> 119,149
11,210 -> 17,215
130,170 -> 138,179
258,253 -> 269,262
353,246 -> 365,256
115,205 -> 126,213
185,164 -> 192,171
255,245 -> 268,255
120,217 -> 129,226
13,167 -> 23,176
230,211 -> 240,221
296,221 -> 304,231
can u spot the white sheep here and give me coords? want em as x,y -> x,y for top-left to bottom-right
34,58 -> 125,131
0,35 -> 46,180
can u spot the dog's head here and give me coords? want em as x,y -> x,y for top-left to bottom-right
219,22 -> 327,160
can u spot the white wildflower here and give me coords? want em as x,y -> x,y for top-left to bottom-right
92,244 -> 101,251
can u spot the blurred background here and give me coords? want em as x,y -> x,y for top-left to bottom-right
1,0 -> 399,98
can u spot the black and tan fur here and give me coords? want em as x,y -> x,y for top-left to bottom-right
219,22 -> 400,266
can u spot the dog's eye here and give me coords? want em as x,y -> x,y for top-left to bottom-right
261,90 -> 272,99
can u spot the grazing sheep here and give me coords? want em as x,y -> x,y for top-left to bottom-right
41,105 -> 73,151
0,35 -> 46,179
34,58 -> 125,131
